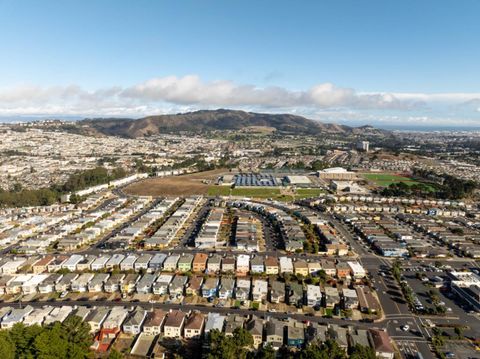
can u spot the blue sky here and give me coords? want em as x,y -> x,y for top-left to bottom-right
0,0 -> 479,127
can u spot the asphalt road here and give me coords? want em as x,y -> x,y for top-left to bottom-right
322,214 -> 438,359
176,200 -> 212,248
94,197 -> 164,250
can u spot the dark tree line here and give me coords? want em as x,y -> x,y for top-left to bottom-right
0,166 -> 128,208
53,166 -> 127,193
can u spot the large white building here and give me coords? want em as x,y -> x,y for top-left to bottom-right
317,167 -> 356,180
449,271 -> 480,311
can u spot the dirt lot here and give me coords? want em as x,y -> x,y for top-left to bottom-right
124,168 -> 228,196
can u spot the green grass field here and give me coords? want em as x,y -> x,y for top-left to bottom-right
208,186 -> 295,201
295,188 -> 324,197
362,173 -> 436,191
208,186 -> 281,197
208,186 -> 324,201
231,187 -> 281,197
362,173 -> 421,187
207,186 -> 232,196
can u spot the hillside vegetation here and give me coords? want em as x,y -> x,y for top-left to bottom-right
80,109 -> 384,138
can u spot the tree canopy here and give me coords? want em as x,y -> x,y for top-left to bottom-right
0,315 -> 92,359
206,328 -> 254,359
0,166 -> 128,208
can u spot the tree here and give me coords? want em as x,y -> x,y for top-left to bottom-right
107,349 -> 124,359
256,344 -> 275,359
1,319 -> 94,359
12,182 -> 23,192
0,331 -> 15,359
303,241 -> 313,253
297,344 -> 328,359
233,327 -> 253,348
61,315 -> 92,357
317,270 -> 327,284
206,328 -> 253,359
322,339 -> 347,359
454,326 -> 464,339
9,323 -> 43,358
392,261 -> 402,282
349,344 -> 376,359
207,330 -> 236,359
298,340 -> 347,359
34,322 -> 69,359
69,193 -> 80,204
451,227 -> 464,236
436,305 -> 446,315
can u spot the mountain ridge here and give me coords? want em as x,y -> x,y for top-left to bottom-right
79,109 -> 385,138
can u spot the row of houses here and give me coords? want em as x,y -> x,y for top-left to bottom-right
144,196 -> 203,249
194,207 -> 226,249
316,221 -> 350,256
0,207 -> 80,249
25,252 -> 367,280
234,215 -> 261,252
10,193 -> 119,253
347,216 -> 409,258
230,199 -> 352,256
0,305 -> 395,358
398,214 -> 480,258
0,305 -> 74,329
340,213 -> 447,258
246,200 -> 350,257
228,200 -> 307,252
320,202 -> 466,217
57,197 -> 133,251
0,271 -> 378,312
316,194 -> 466,208
129,311 -> 394,358
101,198 -> 179,250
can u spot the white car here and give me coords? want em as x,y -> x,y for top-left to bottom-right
401,325 -> 410,331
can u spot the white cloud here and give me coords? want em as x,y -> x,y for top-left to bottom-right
0,75 -> 479,126
389,92 -> 480,103
121,75 -> 419,110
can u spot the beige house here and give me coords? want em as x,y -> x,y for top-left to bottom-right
163,310 -> 186,338
184,312 -> 204,339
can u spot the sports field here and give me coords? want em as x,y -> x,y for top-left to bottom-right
362,173 -> 426,187
208,186 -> 296,201
208,186 -> 282,198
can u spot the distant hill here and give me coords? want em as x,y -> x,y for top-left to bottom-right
79,109 -> 384,138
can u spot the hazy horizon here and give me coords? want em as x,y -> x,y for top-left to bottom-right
1,111 -> 480,132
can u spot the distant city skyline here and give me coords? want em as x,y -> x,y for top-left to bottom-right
0,0 -> 479,127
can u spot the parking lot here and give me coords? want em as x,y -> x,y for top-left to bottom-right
437,341 -> 479,359
401,269 -> 480,340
